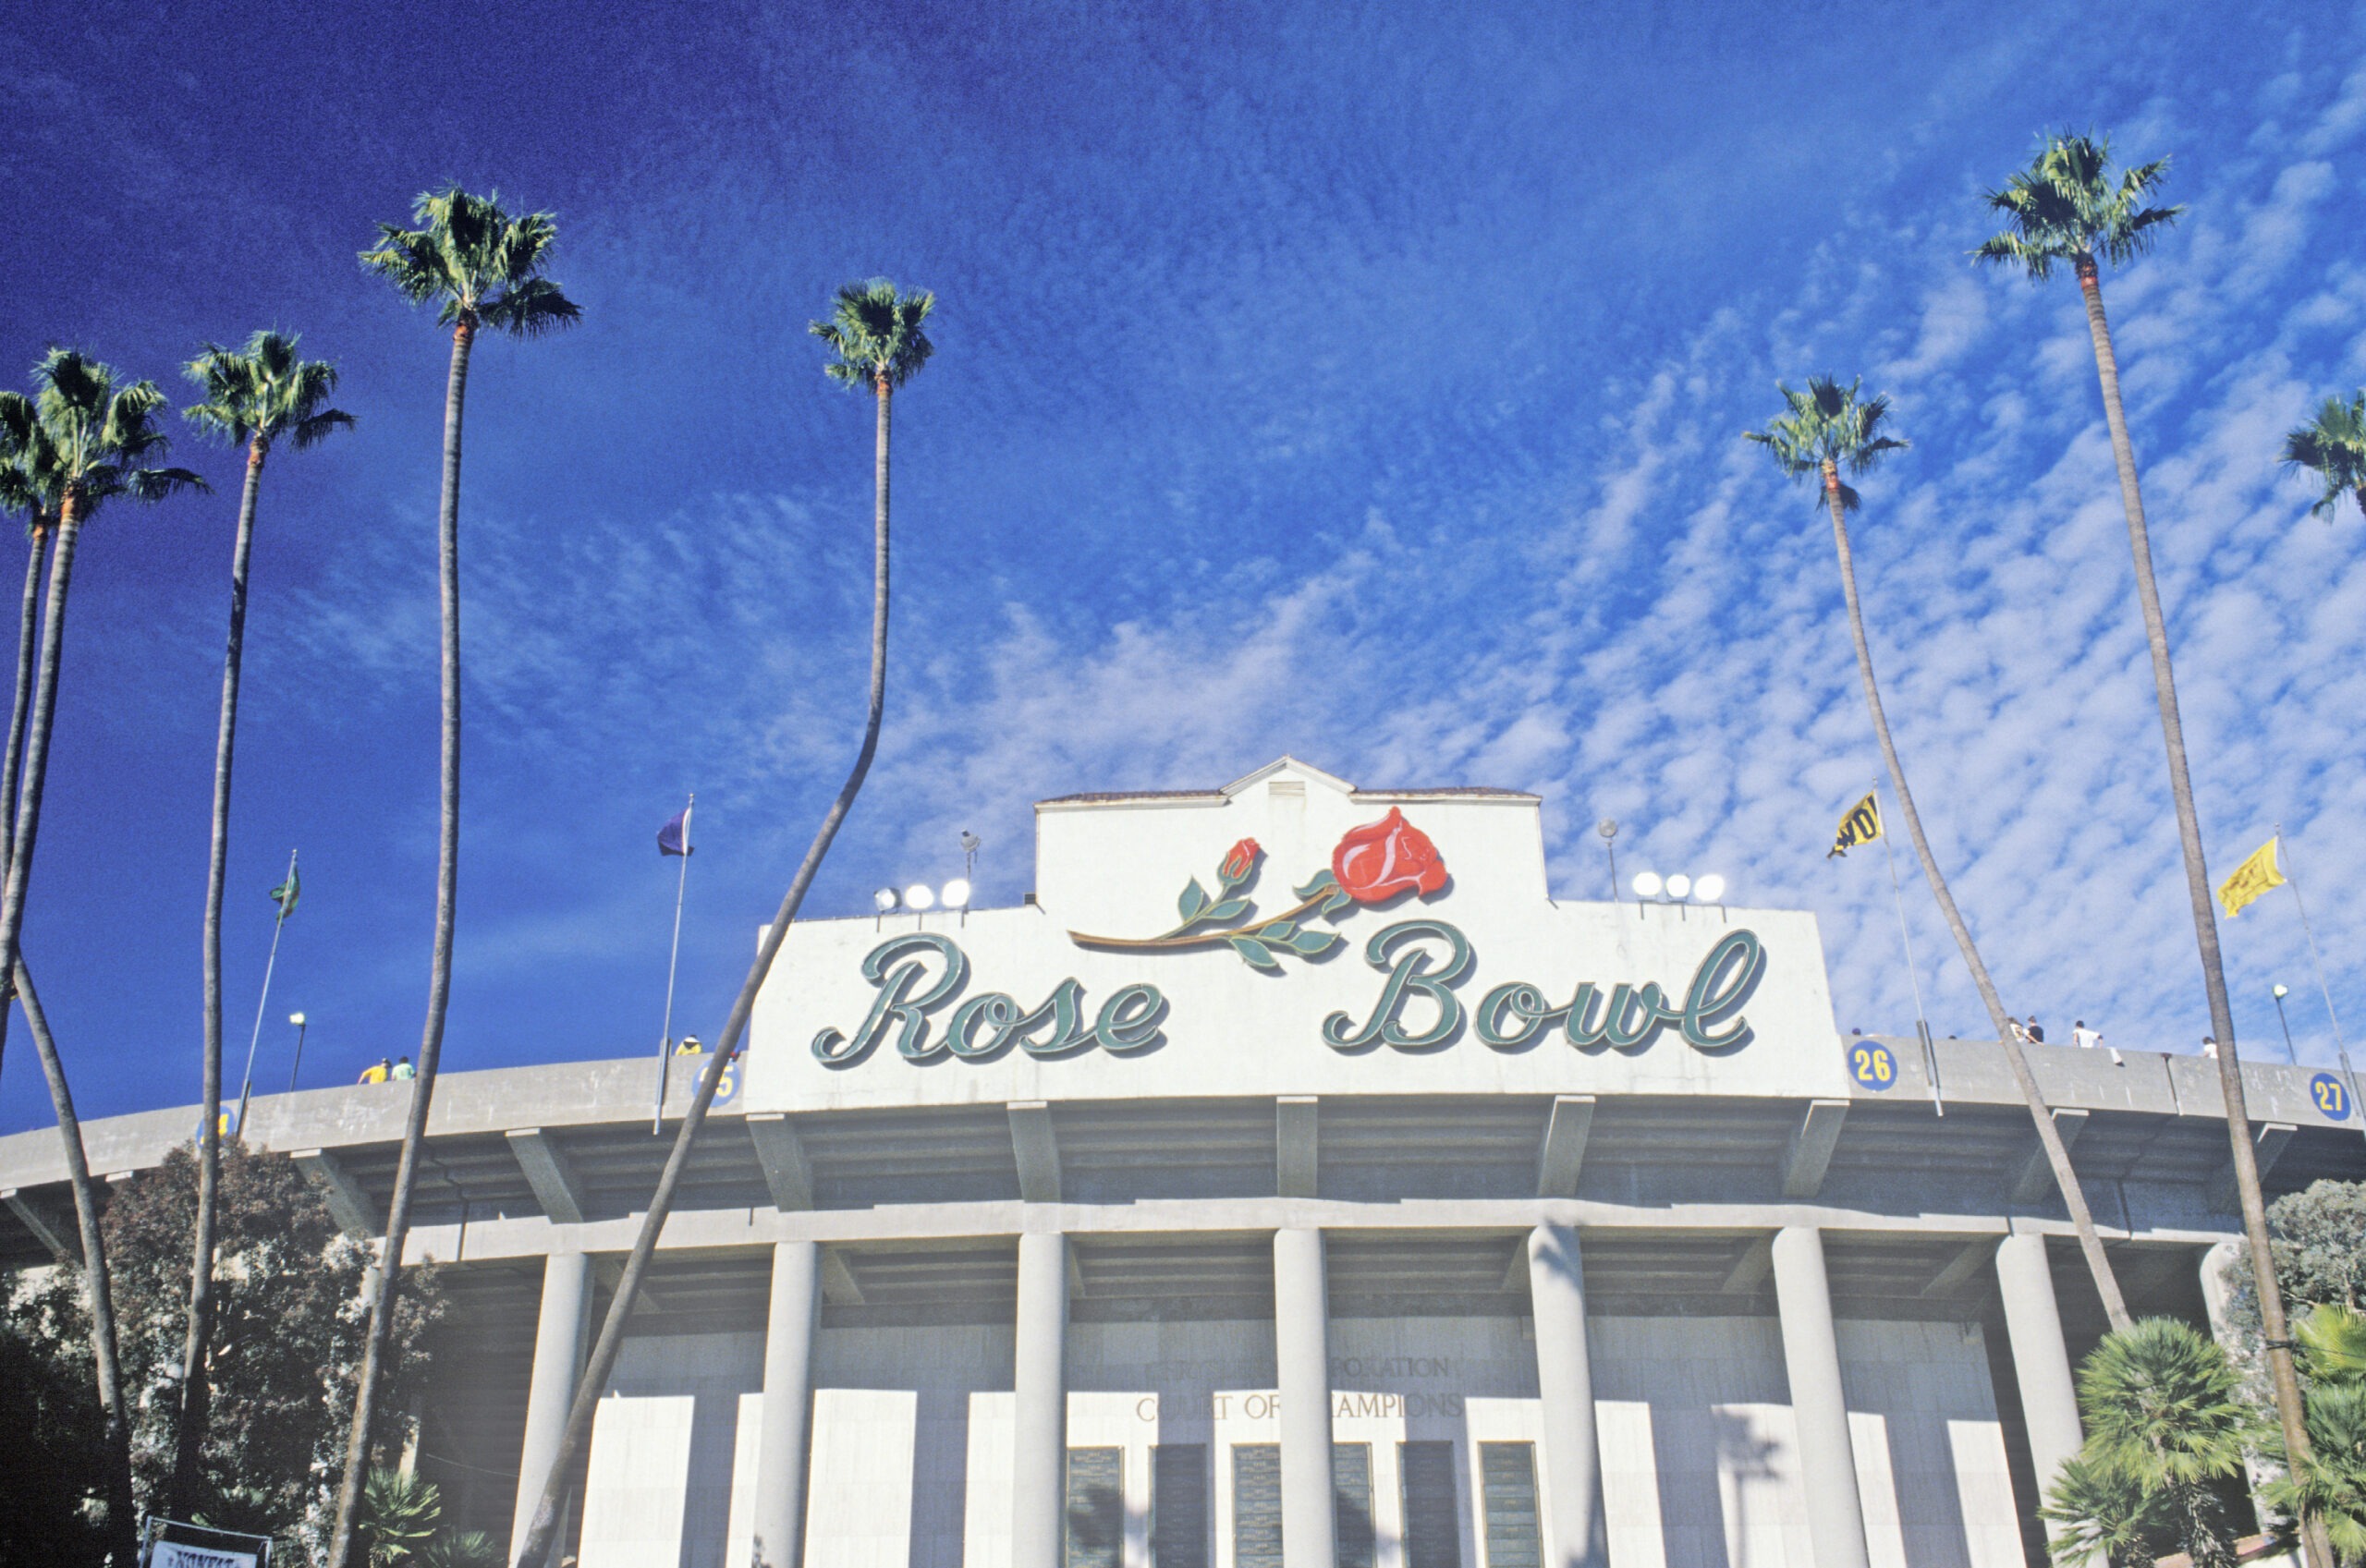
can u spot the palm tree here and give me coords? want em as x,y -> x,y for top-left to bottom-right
2282,392 -> 2366,522
509,278 -> 934,1568
0,389 -> 56,1066
1746,376 -> 2132,1331
2040,1449 -> 2166,1567
330,188 -> 579,1568
2071,1319 -> 2253,1568
169,330 -> 353,1511
1974,130 -> 2327,1561
7,349 -> 205,1564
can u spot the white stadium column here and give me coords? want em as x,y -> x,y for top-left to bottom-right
1274,1226 -> 1336,1568
1770,1225 -> 1872,1568
1528,1224 -> 1608,1568
754,1240 -> 822,1568
1013,1231 -> 1070,1568
1993,1233 -> 2081,1523
510,1249 -> 592,1554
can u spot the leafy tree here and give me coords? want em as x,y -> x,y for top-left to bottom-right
2,349 -> 206,1563
1747,374 -> 2130,1331
1975,130 -> 2325,1561
510,277 -> 935,1568
12,1141 -> 438,1565
2059,1319 -> 2254,1568
172,330 -> 353,1513
0,1302 -> 108,1567
340,187 -> 578,1568
2284,393 -> 2366,523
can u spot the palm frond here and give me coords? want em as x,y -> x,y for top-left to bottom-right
1744,376 -> 1907,502
290,408 -> 357,450
126,467 -> 209,502
1975,129 -> 2182,280
183,329 -> 355,457
811,279 -> 937,390
2282,392 -> 2366,520
480,275 -> 581,339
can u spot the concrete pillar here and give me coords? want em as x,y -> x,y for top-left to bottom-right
1528,1225 -> 1608,1568
509,1250 -> 592,1554
1274,1227 -> 1336,1568
1013,1232 -> 1070,1568
1770,1226 -> 1872,1568
1994,1233 -> 2081,1519
753,1241 -> 821,1568
2199,1238 -> 2279,1512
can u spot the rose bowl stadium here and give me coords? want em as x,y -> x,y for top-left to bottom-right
4,757 -> 2360,1568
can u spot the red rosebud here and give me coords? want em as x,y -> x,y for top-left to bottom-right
1331,808 -> 1448,904
1220,838 -> 1262,883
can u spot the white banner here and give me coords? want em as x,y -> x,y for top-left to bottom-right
152,1542 -> 259,1568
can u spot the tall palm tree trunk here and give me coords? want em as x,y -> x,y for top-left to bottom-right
1823,463 -> 2133,1330
328,319 -> 474,1568
511,376 -> 899,1568
0,500 -> 138,1560
2074,256 -> 2324,1562
0,521 -> 48,1082
172,435 -> 269,1510
15,954 -> 135,1563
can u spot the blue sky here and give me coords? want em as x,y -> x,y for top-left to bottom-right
5,1 -> 2366,1129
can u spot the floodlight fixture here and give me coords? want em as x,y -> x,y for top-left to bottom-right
942,878 -> 972,909
1694,874 -> 1726,904
1631,871 -> 1663,898
905,883 -> 936,911
1665,873 -> 1693,900
873,888 -> 899,913
289,1011 -> 306,1027
2274,983 -> 2290,1000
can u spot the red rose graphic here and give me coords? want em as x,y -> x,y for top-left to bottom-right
1220,838 -> 1262,885
1331,808 -> 1447,904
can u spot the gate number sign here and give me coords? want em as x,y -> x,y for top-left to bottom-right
1850,1040 -> 1897,1090
2311,1072 -> 2353,1122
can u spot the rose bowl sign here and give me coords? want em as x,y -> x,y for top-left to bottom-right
746,760 -> 1850,1111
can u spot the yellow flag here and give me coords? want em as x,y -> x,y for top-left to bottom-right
1828,792 -> 1881,859
2216,837 -> 2285,918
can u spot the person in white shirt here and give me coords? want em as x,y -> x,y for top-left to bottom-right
2202,1036 -> 2219,1060
2071,1019 -> 2122,1066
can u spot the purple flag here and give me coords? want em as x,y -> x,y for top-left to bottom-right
658,807 -> 693,857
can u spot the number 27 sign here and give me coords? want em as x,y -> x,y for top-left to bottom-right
2311,1072 -> 2354,1122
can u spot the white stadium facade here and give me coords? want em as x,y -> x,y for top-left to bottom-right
5,757 -> 2363,1568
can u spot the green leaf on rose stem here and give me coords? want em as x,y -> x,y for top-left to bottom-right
1229,934 -> 1280,971
1294,869 -> 1339,901
1262,921 -> 1298,943
1203,897 -> 1251,923
1323,891 -> 1354,919
1284,928 -> 1338,956
1177,878 -> 1210,923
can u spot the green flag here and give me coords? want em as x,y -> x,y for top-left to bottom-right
269,863 -> 300,920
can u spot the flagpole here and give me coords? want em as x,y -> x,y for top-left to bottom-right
234,847 -> 298,1138
2280,833 -> 2364,1145
1873,784 -> 1944,1116
654,795 -> 692,1136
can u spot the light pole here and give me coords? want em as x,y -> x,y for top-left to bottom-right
2272,985 -> 2299,1064
1597,819 -> 1619,901
285,1012 -> 309,1092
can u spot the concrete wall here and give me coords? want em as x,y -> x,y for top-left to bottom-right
569,1314 -> 2020,1568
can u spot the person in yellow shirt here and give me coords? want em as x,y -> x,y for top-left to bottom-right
359,1058 -> 391,1084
